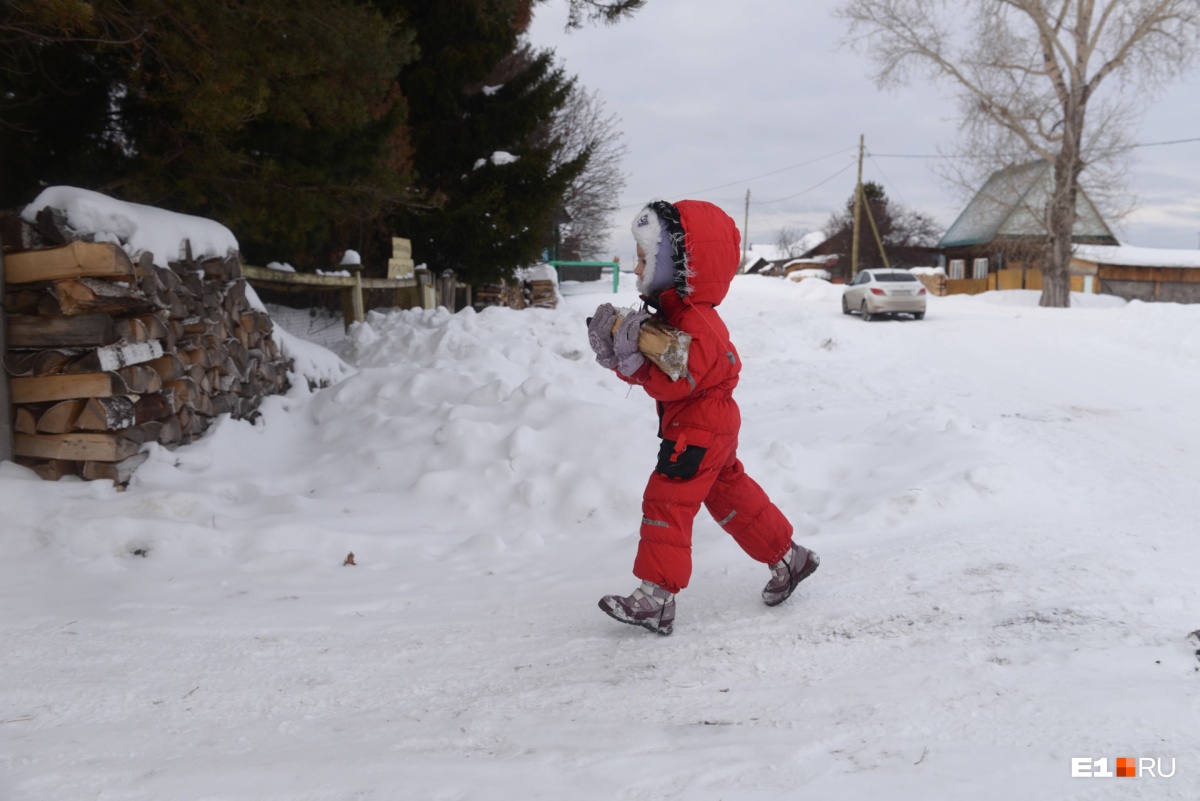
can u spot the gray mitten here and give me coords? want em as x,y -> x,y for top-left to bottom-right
614,309 -> 651,376
587,303 -> 618,369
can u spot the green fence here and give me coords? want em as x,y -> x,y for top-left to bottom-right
548,260 -> 620,294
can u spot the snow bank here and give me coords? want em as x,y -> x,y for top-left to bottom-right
1113,299 -> 1200,363
955,289 -> 1127,309
787,276 -> 844,302
4,269 -> 1200,800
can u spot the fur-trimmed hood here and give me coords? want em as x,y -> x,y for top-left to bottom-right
630,199 -> 741,306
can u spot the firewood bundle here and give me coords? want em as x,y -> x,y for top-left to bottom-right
915,272 -> 947,296
607,307 -> 692,381
472,277 -> 558,312
3,232 -> 291,485
526,278 -> 557,309
473,281 -> 526,311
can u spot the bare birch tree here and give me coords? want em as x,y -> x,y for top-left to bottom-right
547,85 -> 628,260
773,227 -> 807,258
837,0 -> 1200,306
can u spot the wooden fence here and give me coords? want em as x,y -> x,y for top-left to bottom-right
943,277 -> 990,295
241,265 -> 471,329
944,268 -> 1091,296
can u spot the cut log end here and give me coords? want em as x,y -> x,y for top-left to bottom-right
605,307 -> 693,381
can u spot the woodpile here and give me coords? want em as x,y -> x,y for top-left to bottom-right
3,215 -> 291,485
472,276 -> 558,312
915,272 -> 947,296
473,280 -> 527,311
526,278 -> 557,309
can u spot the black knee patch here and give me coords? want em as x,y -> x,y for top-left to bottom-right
655,439 -> 707,479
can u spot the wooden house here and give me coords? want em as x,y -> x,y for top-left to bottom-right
741,255 -> 772,274
937,160 -> 1118,293
1071,245 -> 1200,303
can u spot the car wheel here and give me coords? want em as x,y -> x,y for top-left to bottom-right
913,312 -> 925,320
860,301 -> 873,322
842,295 -> 851,315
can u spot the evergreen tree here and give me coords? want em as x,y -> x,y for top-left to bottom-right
1,0 -> 417,266
388,1 -> 587,285
821,182 -> 941,277
563,0 -> 647,28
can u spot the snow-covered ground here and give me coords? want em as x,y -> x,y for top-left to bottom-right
3,273 -> 1199,800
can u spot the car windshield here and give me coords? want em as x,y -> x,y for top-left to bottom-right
872,272 -> 918,282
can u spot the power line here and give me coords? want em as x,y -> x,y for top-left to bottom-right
869,135 -> 1200,160
866,149 -> 908,208
676,146 -> 856,197
750,159 -> 858,206
869,152 -> 966,160
612,134 -> 1200,220
1130,135 -> 1200,148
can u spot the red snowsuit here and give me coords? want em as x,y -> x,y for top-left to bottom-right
617,200 -> 793,593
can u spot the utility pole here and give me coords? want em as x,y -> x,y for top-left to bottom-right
863,192 -> 891,268
741,188 -> 750,271
851,134 -> 864,279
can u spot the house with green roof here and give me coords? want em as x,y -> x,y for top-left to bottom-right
938,160 -> 1118,289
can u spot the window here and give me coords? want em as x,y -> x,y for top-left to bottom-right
874,272 -> 918,283
949,259 -> 965,279
972,257 -> 989,279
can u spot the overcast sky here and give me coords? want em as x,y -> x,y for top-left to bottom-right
527,0 -> 1200,260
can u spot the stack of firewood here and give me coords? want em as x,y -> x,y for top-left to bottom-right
472,277 -> 559,312
3,221 -> 291,485
914,272 -> 947,296
525,278 -> 557,309
473,281 -> 527,311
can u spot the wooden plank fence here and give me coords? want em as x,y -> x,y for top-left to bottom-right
242,239 -> 472,327
944,269 -> 1092,296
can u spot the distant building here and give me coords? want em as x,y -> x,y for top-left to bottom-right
1072,244 -> 1200,303
937,160 -> 1117,285
740,232 -> 828,275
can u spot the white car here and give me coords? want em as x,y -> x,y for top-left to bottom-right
842,268 -> 927,320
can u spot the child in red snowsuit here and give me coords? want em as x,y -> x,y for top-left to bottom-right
587,199 -> 819,636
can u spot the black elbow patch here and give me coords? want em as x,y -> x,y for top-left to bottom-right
655,439 -> 708,479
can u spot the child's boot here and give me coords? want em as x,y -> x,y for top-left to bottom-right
762,542 -> 819,606
599,580 -> 675,636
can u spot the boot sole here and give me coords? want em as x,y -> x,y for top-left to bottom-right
763,552 -> 820,607
598,599 -> 673,636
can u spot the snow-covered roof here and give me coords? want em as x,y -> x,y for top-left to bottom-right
938,161 -> 1116,249
743,230 -> 828,263
782,255 -> 836,268
1072,244 -> 1200,269
796,230 -> 827,255
744,243 -> 789,262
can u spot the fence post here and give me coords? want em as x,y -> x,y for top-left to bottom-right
341,263 -> 366,331
415,268 -> 436,309
438,269 -> 456,310
351,264 -> 365,323
1,238 -> 13,462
